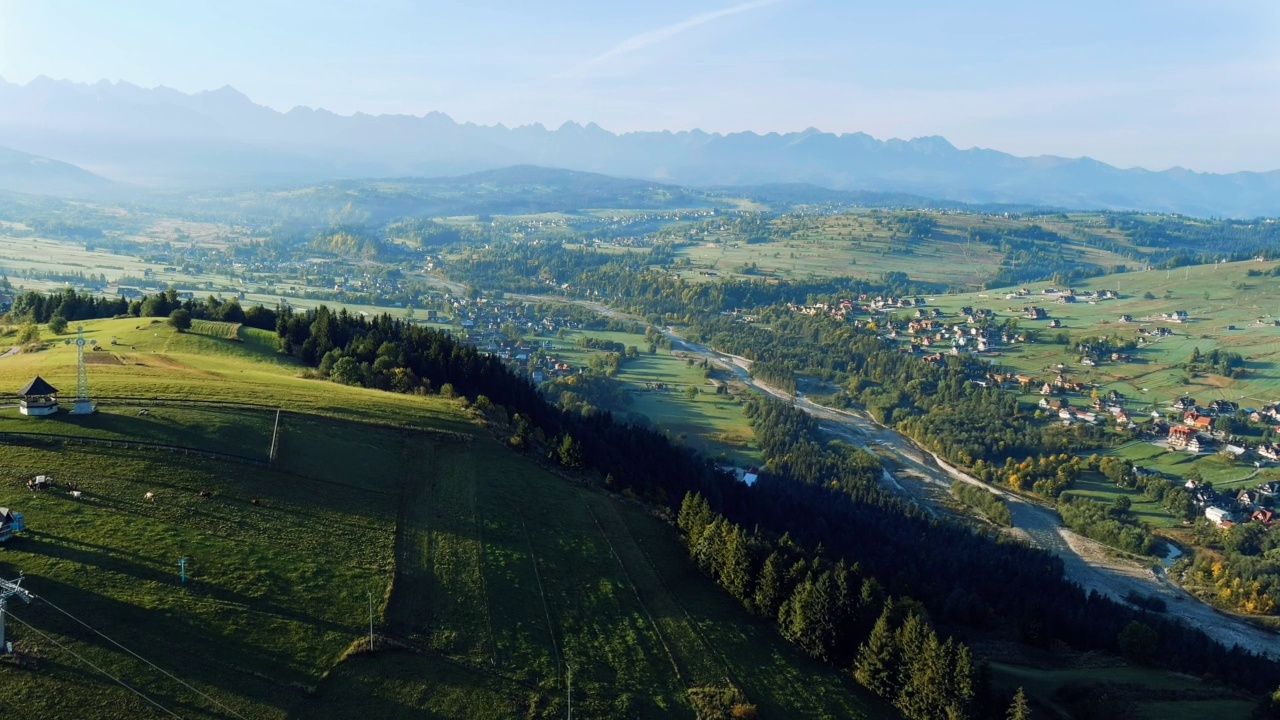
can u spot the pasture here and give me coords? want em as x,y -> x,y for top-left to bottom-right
924,258 -> 1280,412
0,316 -> 882,717
541,329 -> 760,465
672,211 -> 1138,289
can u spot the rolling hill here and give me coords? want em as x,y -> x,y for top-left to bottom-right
0,145 -> 115,198
0,318 -> 887,718
172,165 -> 722,225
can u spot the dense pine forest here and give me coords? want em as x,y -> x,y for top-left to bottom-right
260,305 -> 1280,708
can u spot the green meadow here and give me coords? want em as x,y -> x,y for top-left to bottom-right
672,212 -> 1138,289
0,317 -> 881,718
541,329 -> 760,465
924,258 -> 1280,411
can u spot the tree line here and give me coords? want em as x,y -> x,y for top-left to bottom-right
11,288 -> 1280,703
7,288 -> 278,330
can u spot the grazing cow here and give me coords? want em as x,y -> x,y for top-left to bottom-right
250,498 -> 260,506
196,490 -> 213,499
144,492 -> 156,503
138,409 -> 150,417
70,491 -> 82,500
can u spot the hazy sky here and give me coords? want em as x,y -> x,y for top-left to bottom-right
2,0 -> 1278,173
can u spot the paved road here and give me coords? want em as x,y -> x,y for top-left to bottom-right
513,294 -> 1280,656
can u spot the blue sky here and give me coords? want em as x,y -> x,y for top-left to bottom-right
1,0 -> 1277,172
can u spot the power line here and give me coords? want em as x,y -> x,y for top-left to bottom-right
35,594 -> 249,720
5,609 -> 183,720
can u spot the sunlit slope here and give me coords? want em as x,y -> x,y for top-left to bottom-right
0,318 -> 887,718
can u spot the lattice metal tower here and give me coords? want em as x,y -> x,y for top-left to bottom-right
0,575 -> 32,652
65,326 -> 97,414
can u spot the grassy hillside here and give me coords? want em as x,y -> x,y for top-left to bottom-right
0,318 -> 885,718
924,258 -> 1280,409
672,211 -> 1139,289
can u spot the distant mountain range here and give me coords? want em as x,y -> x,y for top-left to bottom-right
2,76 -> 1279,217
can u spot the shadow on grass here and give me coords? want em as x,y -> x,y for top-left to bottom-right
10,574 -> 315,717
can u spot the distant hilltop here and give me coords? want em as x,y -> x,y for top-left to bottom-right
1,76 -> 1278,217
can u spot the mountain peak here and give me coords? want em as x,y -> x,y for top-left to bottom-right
196,84 -> 253,103
909,135 -> 957,153
0,77 -> 1275,215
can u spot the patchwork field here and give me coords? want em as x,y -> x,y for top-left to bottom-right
672,211 -> 1140,289
923,258 -> 1280,412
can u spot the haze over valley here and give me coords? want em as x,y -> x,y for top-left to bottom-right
3,3 -> 1280,719
3,76 -> 1280,218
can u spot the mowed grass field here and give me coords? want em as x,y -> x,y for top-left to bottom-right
542,329 -> 760,465
0,317 -> 883,718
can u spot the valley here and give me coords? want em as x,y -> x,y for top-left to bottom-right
2,181 -> 1280,718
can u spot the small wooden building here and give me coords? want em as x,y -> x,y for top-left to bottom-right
0,507 -> 25,542
18,376 -> 59,416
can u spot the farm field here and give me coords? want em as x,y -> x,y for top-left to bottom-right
0,317 -> 884,718
672,211 -> 1139,289
0,228 -> 437,329
924,257 -> 1280,412
540,329 -> 760,465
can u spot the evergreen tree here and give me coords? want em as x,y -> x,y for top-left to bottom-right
892,613 -> 934,719
720,524 -> 753,602
854,601 -> 900,699
778,570 -> 836,660
752,550 -> 785,618
694,518 -> 729,577
556,434 -> 584,470
677,493 -> 714,547
1006,687 -> 1030,720
947,641 -> 976,719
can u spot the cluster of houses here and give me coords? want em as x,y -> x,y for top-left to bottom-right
448,297 -> 605,382
1188,477 -> 1280,528
1034,386 -> 1133,427
787,294 -> 927,321
1046,288 -> 1120,305
1153,397 -> 1280,457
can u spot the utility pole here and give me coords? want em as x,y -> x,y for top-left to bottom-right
268,409 -> 282,464
368,590 -> 374,651
0,575 -> 33,653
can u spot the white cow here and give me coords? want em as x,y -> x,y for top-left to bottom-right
144,492 -> 156,503
70,491 -> 82,500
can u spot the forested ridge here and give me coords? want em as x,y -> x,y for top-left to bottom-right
10,276 -> 1280,710
262,305 -> 1280,705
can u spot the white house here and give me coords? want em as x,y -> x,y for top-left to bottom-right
1205,506 -> 1233,527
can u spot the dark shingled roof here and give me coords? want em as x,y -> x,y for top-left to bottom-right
18,376 -> 58,397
